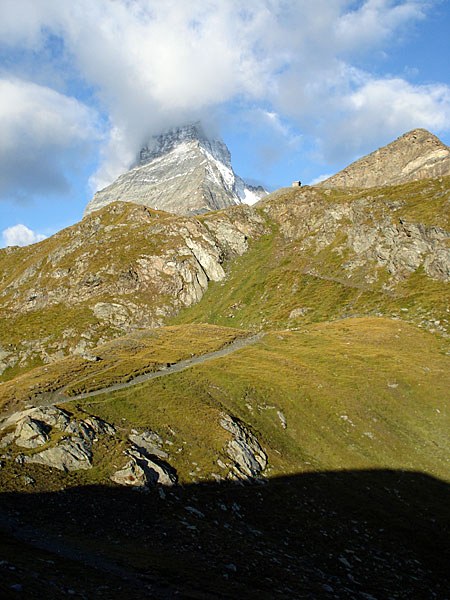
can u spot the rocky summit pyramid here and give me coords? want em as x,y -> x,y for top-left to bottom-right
84,123 -> 266,217
317,128 -> 450,188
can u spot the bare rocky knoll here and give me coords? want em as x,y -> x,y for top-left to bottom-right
317,128 -> 450,188
0,203 -> 268,378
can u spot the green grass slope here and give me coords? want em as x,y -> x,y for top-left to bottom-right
2,317 -> 447,494
1,317 -> 449,598
0,324 -> 249,414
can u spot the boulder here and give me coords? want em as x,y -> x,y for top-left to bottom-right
110,458 -> 149,488
27,406 -> 72,431
111,444 -> 177,488
20,436 -> 92,471
128,431 -> 168,459
0,432 -> 15,448
81,416 -> 116,437
1,406 -> 71,432
2,407 -> 116,473
14,417 -> 49,448
219,414 -> 267,479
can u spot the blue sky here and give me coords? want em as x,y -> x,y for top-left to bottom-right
1,0 -> 450,247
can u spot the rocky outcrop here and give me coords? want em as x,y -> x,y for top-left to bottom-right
111,435 -> 177,488
1,406 -> 177,482
347,218 -> 450,283
14,417 -> 49,448
219,413 -> 267,479
19,437 -> 93,471
263,187 -> 450,286
128,430 -> 168,459
84,123 -> 266,217
0,406 -> 116,472
317,129 -> 450,189
0,202 -> 268,375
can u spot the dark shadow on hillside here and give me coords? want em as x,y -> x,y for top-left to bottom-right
1,469 -> 449,599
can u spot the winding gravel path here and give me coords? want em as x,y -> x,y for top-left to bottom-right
51,332 -> 265,405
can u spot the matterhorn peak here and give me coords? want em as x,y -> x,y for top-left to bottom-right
84,123 -> 266,217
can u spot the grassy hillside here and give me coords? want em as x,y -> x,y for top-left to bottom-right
1,178 -> 449,598
173,176 -> 450,334
1,317 -> 449,598
0,324 -> 249,414
2,317 -> 448,494
0,201 -> 267,381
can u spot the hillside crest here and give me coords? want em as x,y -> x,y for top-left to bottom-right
317,128 -> 450,188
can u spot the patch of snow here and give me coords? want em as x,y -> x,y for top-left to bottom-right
201,147 -> 235,191
241,187 -> 262,205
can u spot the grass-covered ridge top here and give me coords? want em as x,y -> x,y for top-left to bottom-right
260,174 -> 450,228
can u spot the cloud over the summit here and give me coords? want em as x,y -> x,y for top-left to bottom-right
1,0 -> 449,197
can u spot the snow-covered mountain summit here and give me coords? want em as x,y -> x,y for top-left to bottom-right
84,123 -> 266,217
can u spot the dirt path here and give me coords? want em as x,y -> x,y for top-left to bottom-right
45,332 -> 264,406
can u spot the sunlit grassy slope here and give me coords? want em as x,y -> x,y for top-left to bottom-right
78,318 -> 450,484
0,324 -> 248,413
1,176 -> 449,493
1,178 -> 449,599
2,317 -> 448,494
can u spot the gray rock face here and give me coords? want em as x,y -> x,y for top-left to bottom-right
14,417 -> 49,448
129,431 -> 168,459
263,188 -> 450,286
84,123 -> 267,217
0,199 -> 268,373
1,406 -> 116,472
219,413 -> 267,479
317,129 -> 450,189
111,443 -> 177,488
348,219 -> 450,283
1,406 -> 72,432
21,436 -> 93,471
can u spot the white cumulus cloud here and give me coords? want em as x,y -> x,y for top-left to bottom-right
308,173 -> 334,186
0,0 -> 448,193
0,77 -> 101,202
320,76 -> 450,160
2,224 -> 46,247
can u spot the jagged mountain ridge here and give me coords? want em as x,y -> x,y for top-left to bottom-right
84,123 -> 267,217
317,128 -> 450,188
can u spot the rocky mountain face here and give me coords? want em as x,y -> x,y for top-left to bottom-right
317,128 -> 450,188
176,176 -> 450,338
84,123 -> 267,217
0,202 -> 268,376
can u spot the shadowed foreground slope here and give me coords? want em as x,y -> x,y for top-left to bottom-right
1,469 -> 449,599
